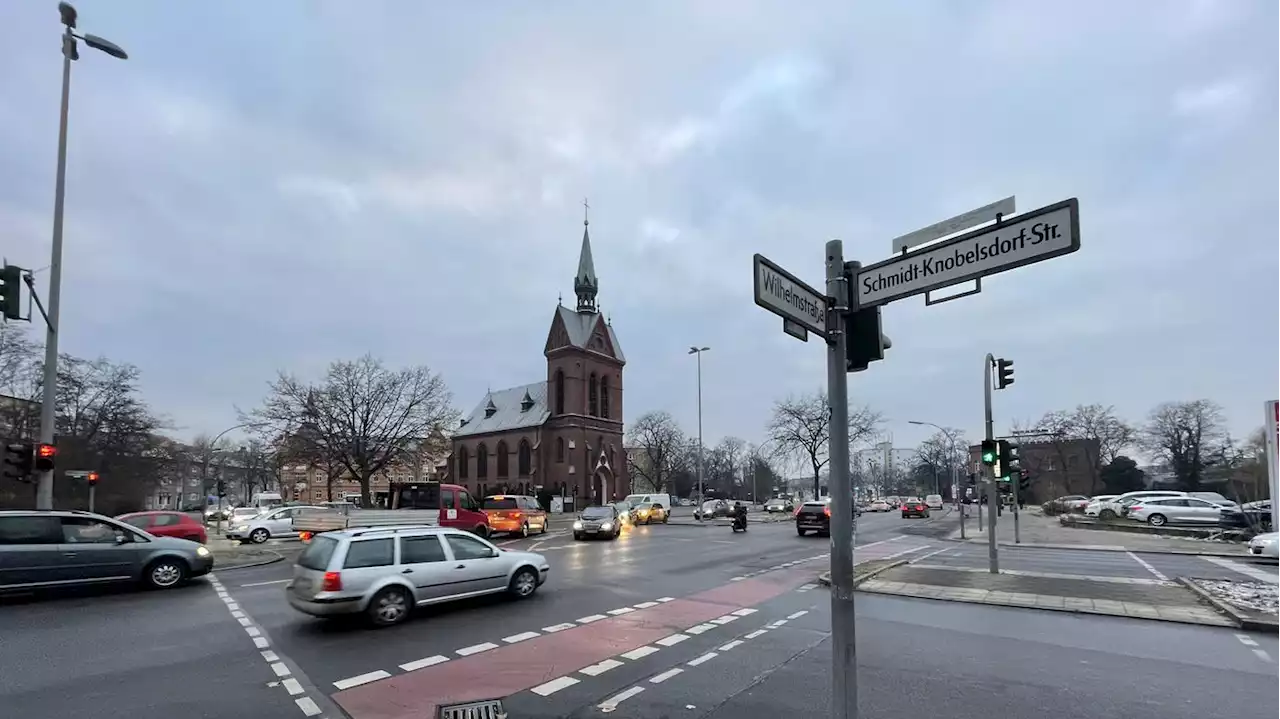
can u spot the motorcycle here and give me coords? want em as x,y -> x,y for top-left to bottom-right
731,512 -> 748,532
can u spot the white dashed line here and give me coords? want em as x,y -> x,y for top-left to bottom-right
730,577 -> 746,581
332,671 -> 390,690
657,634 -> 690,647
718,640 -> 744,651
688,652 -> 718,666
797,583 -> 816,592
731,608 -> 758,616
710,615 -> 739,625
456,642 -> 499,657
607,607 -> 636,615
744,629 -> 768,639
621,646 -> 660,660
532,676 -> 580,696
252,636 -> 269,649
1236,634 -> 1274,662
650,668 -> 684,683
634,601 -> 660,609
581,659 -> 625,676
1125,552 -> 1170,581
503,631 -> 541,644
787,610 -> 809,620
686,623 -> 716,635
245,626 -> 262,637
270,662 -> 291,678
240,578 -> 291,587
282,678 -> 304,696
767,620 -> 787,628
577,614 -> 608,624
911,547 -> 950,563
262,650 -> 279,662
1237,634 -> 1260,647
543,622 -> 577,633
400,655 -> 449,672
656,596 -> 676,602
237,617 -> 252,627
1253,648 -> 1273,662
598,686 -> 645,711
295,697 -> 322,717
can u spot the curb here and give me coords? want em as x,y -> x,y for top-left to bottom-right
213,550 -> 285,571
1176,576 -> 1280,634
816,559 -> 910,589
941,536 -> 1260,559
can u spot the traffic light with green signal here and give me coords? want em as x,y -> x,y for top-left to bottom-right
980,439 -> 998,466
0,264 -> 24,322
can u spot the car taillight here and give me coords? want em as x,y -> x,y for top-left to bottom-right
299,531 -> 312,542
824,506 -> 831,517
795,507 -> 803,517
1128,505 -> 1142,512
917,505 -> 924,511
322,571 -> 342,592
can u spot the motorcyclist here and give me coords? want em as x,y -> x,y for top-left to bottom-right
732,501 -> 748,528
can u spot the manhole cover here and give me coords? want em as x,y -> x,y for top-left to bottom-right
439,699 -> 505,719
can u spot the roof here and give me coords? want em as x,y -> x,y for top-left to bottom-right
455,381 -> 550,438
553,305 -> 626,363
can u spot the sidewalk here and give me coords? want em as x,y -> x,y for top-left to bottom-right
858,562 -> 1235,627
949,509 -> 1253,556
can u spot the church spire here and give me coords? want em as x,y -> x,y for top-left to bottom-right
574,197 -> 598,313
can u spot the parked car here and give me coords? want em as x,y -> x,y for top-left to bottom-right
1043,495 -> 1090,514
229,505 -> 329,544
480,494 -> 548,538
0,509 -> 213,593
1109,491 -> 1189,519
1246,531 -> 1279,559
117,511 -> 208,544
764,498 -> 795,513
285,525 -> 548,627
1126,496 -> 1231,526
1220,507 -> 1274,533
901,498 -> 930,519
1082,495 -> 1119,518
573,505 -> 623,540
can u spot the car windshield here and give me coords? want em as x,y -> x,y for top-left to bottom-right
581,507 -> 613,519
483,497 -> 518,510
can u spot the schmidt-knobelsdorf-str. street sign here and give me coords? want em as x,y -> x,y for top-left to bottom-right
753,254 -> 827,335
855,198 -> 1080,309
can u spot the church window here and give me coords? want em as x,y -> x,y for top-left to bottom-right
518,440 -> 532,476
477,444 -> 489,479
496,441 -> 509,477
554,370 -> 565,414
555,437 -> 565,463
588,373 -> 599,416
457,446 -> 469,479
601,375 -> 611,418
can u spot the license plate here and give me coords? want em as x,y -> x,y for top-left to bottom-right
586,529 -> 597,534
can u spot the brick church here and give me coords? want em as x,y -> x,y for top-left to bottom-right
449,213 -> 627,507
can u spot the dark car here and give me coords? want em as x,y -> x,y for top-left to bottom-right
901,498 -> 930,518
573,505 -> 622,541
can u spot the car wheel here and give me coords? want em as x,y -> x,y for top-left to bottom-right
797,526 -> 806,536
519,522 -> 530,539
1146,514 -> 1167,527
367,586 -> 411,627
539,520 -> 548,534
662,515 -> 668,524
249,528 -> 270,544
143,557 -> 188,590
509,567 -> 539,599
1099,509 -> 1117,520
573,532 -> 583,540
474,525 -> 490,539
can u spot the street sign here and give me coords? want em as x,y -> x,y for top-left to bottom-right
65,470 -> 90,478
782,318 -> 809,342
753,254 -> 828,335
856,198 -> 1080,309
890,196 -> 1016,253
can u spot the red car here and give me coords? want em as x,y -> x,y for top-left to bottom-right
116,511 -> 208,544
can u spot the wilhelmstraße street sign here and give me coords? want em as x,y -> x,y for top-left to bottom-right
890,196 -> 1016,253
856,198 -> 1080,309
753,254 -> 827,336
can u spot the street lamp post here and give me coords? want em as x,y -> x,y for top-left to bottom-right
909,420 -> 962,536
35,3 -> 128,510
689,347 -> 709,518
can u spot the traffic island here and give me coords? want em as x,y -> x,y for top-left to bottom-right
1177,577 -> 1280,633
210,545 -> 284,571
853,563 -> 1236,627
817,558 -> 910,589
946,511 -> 1256,558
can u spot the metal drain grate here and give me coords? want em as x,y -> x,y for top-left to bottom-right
438,699 -> 505,719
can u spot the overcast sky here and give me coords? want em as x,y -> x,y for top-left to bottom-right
1,1 -> 1275,456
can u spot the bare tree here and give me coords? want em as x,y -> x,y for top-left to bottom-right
1140,399 -> 1227,492
1032,404 -> 1134,496
246,355 -> 458,507
625,411 -> 690,493
767,390 -> 881,499
912,429 -> 967,498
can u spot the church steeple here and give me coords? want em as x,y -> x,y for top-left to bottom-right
574,198 -> 598,313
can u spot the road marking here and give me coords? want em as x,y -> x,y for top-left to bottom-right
744,629 -> 768,639
542,623 -> 577,633
767,620 -> 787,628
607,607 -> 636,615
581,659 -> 625,676
456,642 -> 498,656
230,610 -> 246,619
730,577 -> 746,581
650,668 -> 684,683
1237,634 -> 1260,647
245,626 -> 262,637
731,608 -> 758,616
621,646 -> 660,660
400,655 -> 449,672
1253,648 -> 1273,662
1125,551 -> 1170,581
503,631 -> 541,644
634,601 -> 660,608
252,636 -> 269,649
688,652 -> 718,666
884,545 -> 930,561
710,615 -> 739,625
686,623 -> 716,635
598,686 -> 645,712
657,634 -> 690,647
270,662 -> 291,678
911,547 -> 950,563
226,602 -> 240,611
718,640 -> 744,651
577,614 -> 608,624
656,596 -> 676,602
332,670 -> 391,690
531,676 -> 580,696
786,610 -> 809,620
237,617 -> 252,627
295,697 -> 322,717
282,678 -> 304,696
797,583 -> 816,592
262,650 -> 279,662
1202,556 -> 1280,584
240,578 -> 290,587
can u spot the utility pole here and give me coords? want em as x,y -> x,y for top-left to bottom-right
983,353 -> 999,574
690,346 -> 710,517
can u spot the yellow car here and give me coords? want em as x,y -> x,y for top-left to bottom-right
631,502 -> 668,525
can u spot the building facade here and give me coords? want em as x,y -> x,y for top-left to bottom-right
450,215 -> 627,507
968,437 -> 1101,503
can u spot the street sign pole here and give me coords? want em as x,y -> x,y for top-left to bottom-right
824,239 -> 857,719
983,354 -> 999,574
89,483 -> 95,513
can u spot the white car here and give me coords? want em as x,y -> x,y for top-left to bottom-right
924,495 -> 944,510
228,505 -> 328,544
1125,496 -> 1231,526
1247,532 -> 1279,559
868,500 -> 890,512
1082,495 -> 1119,517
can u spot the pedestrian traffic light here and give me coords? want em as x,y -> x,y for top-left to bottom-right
216,480 -> 226,497
999,441 -> 1020,481
980,439 -> 998,466
995,358 -> 1014,390
0,264 -> 23,321
842,261 -> 890,373
3,442 -> 33,482
34,443 -> 56,472
1018,469 -> 1031,495
86,471 -> 99,486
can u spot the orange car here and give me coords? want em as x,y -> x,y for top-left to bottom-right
481,495 -> 549,538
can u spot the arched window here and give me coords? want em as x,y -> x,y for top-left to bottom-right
601,375 -> 611,418
496,441 -> 509,477
477,443 -> 489,479
518,439 -> 532,477
555,437 -> 565,463
457,446 -> 469,479
554,370 -> 565,414
609,444 -> 616,469
588,373 -> 599,416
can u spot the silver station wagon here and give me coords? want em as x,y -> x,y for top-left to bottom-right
286,525 -> 550,627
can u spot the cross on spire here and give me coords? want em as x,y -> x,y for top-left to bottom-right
583,197 -> 590,226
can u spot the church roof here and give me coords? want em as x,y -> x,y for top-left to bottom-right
455,381 -> 550,438
553,305 -> 626,362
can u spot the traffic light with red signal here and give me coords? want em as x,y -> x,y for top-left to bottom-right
87,471 -> 99,486
34,443 -> 56,472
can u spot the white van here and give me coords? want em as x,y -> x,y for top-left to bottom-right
252,492 -> 284,510
622,493 -> 673,511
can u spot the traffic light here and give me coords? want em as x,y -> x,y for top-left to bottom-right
965,472 -> 976,488
0,264 -> 23,321
995,358 -> 1014,390
842,262 -> 890,373
216,480 -> 227,498
998,441 -> 1020,481
1018,469 -> 1031,495
3,442 -> 33,482
86,471 -> 99,486
980,439 -> 998,466
34,443 -> 56,472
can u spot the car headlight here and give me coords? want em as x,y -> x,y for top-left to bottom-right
196,546 -> 211,557
233,525 -> 248,532
601,522 -> 614,531
573,521 -> 583,530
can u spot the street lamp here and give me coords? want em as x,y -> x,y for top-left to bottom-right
908,420 -> 960,499
35,3 -> 128,510
689,346 -> 709,517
